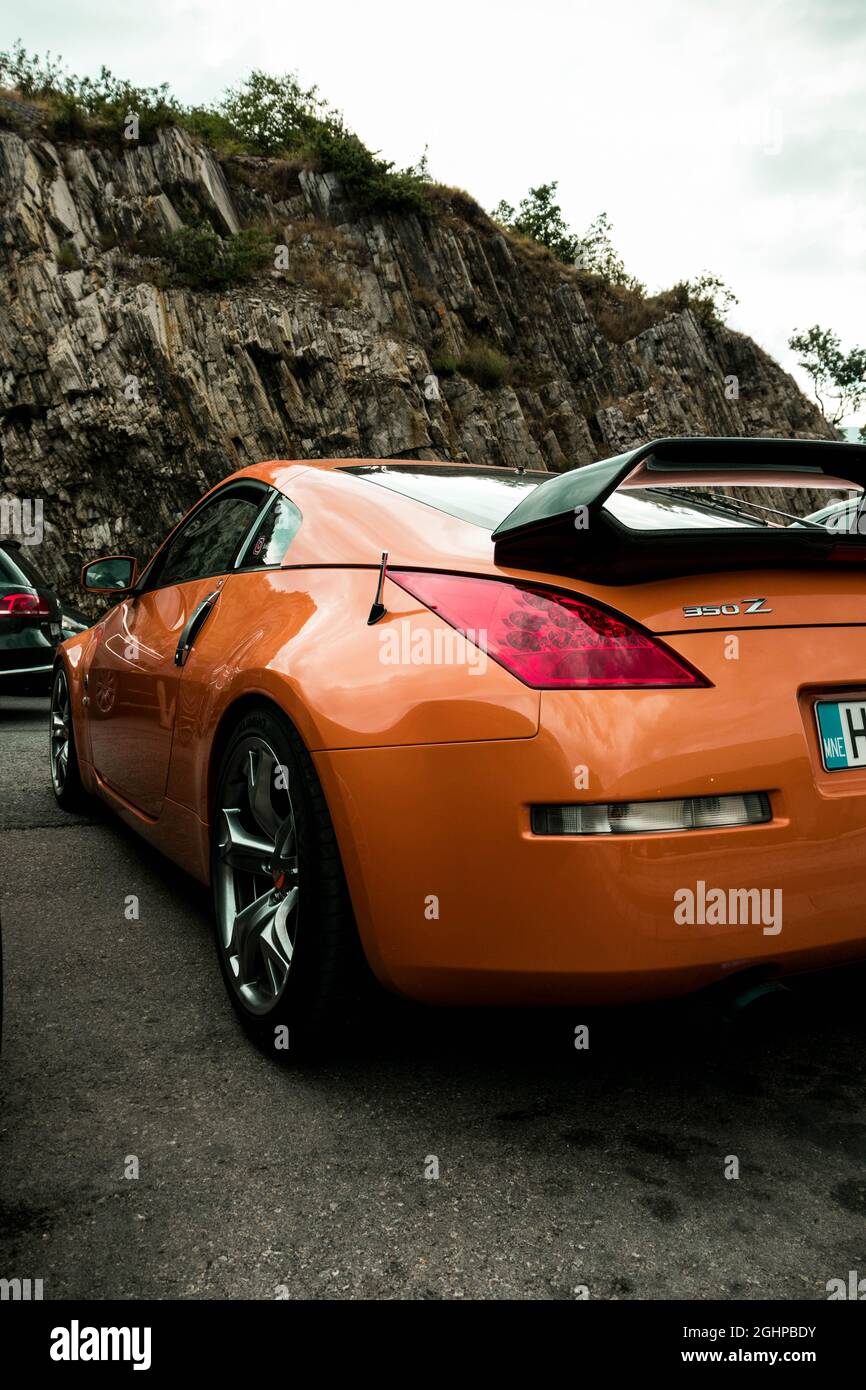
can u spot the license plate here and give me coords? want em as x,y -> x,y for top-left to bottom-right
815,699 -> 866,770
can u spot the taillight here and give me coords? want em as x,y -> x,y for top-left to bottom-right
389,572 -> 709,689
0,592 -> 50,617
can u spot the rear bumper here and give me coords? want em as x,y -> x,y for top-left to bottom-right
0,629 -> 58,693
315,626 -> 866,1004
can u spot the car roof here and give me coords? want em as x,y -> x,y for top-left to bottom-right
236,457 -> 541,480
218,458 -> 545,573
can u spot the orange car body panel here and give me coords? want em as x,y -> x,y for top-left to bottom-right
316,627 -> 866,1002
58,458 -> 866,1003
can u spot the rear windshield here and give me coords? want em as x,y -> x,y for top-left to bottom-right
343,461 -> 865,536
342,464 -> 545,530
0,544 -> 47,587
604,471 -> 862,533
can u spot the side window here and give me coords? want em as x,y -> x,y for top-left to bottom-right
237,494 -> 302,569
145,485 -> 265,590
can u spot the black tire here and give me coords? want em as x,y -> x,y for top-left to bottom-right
210,703 -> 369,1059
49,664 -> 88,812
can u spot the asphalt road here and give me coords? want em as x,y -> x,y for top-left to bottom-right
1,693 -> 865,1301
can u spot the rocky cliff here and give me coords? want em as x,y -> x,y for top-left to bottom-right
0,122 -> 832,600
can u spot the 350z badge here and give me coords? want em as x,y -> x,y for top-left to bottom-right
682,599 -> 773,617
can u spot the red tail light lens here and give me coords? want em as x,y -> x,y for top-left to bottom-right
0,592 -> 49,617
389,572 -> 709,689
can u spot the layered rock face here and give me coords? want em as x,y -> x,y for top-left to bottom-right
0,124 -> 831,599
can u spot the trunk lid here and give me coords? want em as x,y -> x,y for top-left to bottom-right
585,568 -> 866,634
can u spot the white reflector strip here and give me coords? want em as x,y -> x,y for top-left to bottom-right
531,793 -> 771,836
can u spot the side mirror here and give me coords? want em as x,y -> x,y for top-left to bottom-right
80,555 -> 138,594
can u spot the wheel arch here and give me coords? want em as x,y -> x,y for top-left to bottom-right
52,634 -> 97,777
206,691 -> 289,824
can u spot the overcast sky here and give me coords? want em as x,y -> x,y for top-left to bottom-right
6,0 -> 865,427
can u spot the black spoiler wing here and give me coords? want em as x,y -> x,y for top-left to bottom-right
491,437 -> 866,584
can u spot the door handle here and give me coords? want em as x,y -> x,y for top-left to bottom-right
175,589 -> 221,667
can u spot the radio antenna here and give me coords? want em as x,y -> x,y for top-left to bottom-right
367,551 -> 389,625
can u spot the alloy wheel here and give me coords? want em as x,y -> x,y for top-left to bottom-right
215,735 -> 300,1015
49,668 -> 70,796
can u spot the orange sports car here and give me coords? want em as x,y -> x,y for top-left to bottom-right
51,437 -> 866,1053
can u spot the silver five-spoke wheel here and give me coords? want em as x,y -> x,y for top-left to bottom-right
215,735 -> 300,1015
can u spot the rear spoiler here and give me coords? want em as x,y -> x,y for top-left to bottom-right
492,437 -> 866,584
